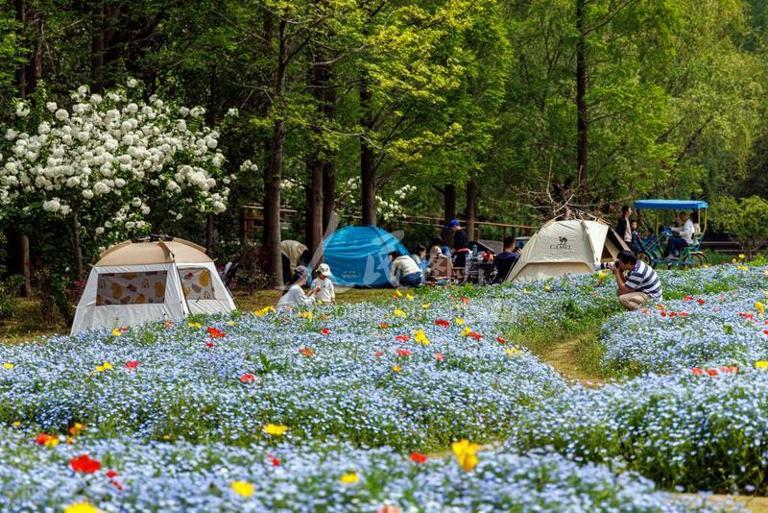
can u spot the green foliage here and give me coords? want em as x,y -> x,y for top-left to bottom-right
712,195 -> 768,255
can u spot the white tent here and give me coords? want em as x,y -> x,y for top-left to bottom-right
71,237 -> 236,334
504,219 -> 628,283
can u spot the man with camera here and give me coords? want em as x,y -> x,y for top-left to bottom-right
606,250 -> 662,311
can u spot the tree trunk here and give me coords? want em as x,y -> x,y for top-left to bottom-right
359,73 -> 377,226
576,0 -> 588,196
264,19 -> 288,287
91,0 -> 105,92
322,161 -> 336,231
444,184 -> 456,222
72,210 -> 84,281
205,214 -> 214,254
305,158 -> 323,252
465,179 -> 478,242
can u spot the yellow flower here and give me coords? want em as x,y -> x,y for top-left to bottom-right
262,423 -> 289,436
340,471 -> 360,484
69,423 -> 87,437
254,306 -> 276,317
3,362 -> 14,370
299,311 -> 314,319
756,360 -> 768,369
64,502 -> 101,513
421,303 -> 431,309
11,420 -> 21,428
405,293 -> 415,301
737,265 -> 749,271
414,329 -> 430,346
392,365 -> 402,372
756,301 -> 765,317
522,287 -> 530,294
230,480 -> 255,497
394,289 -> 403,298
393,309 -> 407,318
454,317 -> 465,325
739,253 -> 747,260
451,439 -> 480,472
504,347 -> 521,357
95,361 -> 114,373
226,321 -> 236,326
111,328 -> 122,337
188,321 -> 202,328
461,326 -> 472,337
543,285 -> 552,292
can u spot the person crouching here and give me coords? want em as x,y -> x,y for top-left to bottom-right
610,250 -> 663,311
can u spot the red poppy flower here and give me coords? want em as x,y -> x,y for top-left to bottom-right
460,297 -> 470,304
691,367 -> 704,376
111,480 -> 124,491
396,348 -> 412,357
468,331 -> 483,340
374,351 -> 384,358
34,433 -> 57,446
124,360 -> 140,370
379,322 -> 390,329
740,312 -> 754,320
697,299 -> 706,305
669,312 -> 678,318
434,319 -> 450,328
660,311 -> 667,318
207,327 -> 226,338
299,347 -> 315,358
410,451 -> 428,464
706,368 -> 719,377
719,366 -> 738,374
70,454 -> 101,474
379,505 -> 403,513
763,330 -> 768,336
679,312 -> 689,317
395,334 -> 410,342
105,469 -> 119,479
496,336 -> 507,344
684,295 -> 694,301
321,328 -> 331,335
240,373 -> 256,384
433,352 -> 445,362
269,455 -> 281,467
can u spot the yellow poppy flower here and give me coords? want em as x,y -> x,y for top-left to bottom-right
340,471 -> 360,484
405,293 -> 415,301
11,421 -> 21,428
111,328 -> 122,337
392,365 -> 402,372
393,309 -> 407,318
454,317 -> 465,325
262,423 -> 289,436
394,289 -> 403,297
451,439 -> 480,472
3,362 -> 14,370
756,301 -> 765,317
756,360 -> 768,369
64,502 -> 101,513
254,306 -> 275,317
95,362 -> 114,373
188,321 -> 202,328
299,311 -> 313,319
230,480 -> 255,497
421,303 -> 431,309
414,329 -> 430,346
504,348 -> 521,357
461,326 -> 472,337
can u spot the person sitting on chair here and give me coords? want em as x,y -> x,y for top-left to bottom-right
611,250 -> 662,311
494,236 -> 520,283
663,211 -> 694,257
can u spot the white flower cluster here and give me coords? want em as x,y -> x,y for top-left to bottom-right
335,177 -> 415,222
0,80 -> 236,236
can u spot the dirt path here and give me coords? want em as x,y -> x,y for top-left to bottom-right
677,494 -> 768,513
540,334 -> 606,387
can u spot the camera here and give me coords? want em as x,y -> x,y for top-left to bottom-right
598,261 -> 620,271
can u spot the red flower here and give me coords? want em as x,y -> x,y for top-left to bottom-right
679,312 -> 689,317
320,328 -> 331,335
496,337 -> 507,344
719,366 -> 738,374
697,299 -> 706,305
374,351 -> 384,358
240,373 -> 256,384
124,360 -> 140,370
410,451 -> 428,464
433,352 -> 445,362
467,331 -> 483,340
396,348 -> 412,357
34,433 -> 57,446
660,311 -> 667,318
395,334 -> 410,342
460,297 -> 470,304
111,479 -> 124,491
739,312 -> 754,320
269,455 -> 281,467
691,367 -> 704,376
205,342 -> 216,348
70,454 -> 102,474
105,469 -> 119,479
763,330 -> 768,336
669,312 -> 678,318
379,322 -> 390,329
299,347 -> 315,358
207,327 -> 226,338
684,295 -> 694,301
706,368 -> 719,377
434,319 -> 450,328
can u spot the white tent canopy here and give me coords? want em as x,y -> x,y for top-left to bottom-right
71,237 -> 236,334
504,219 -> 628,283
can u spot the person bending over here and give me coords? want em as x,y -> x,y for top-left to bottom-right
611,250 -> 662,311
276,266 -> 315,312
389,251 -> 423,287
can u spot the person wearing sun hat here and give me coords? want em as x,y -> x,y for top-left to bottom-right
309,263 -> 336,304
276,265 -> 315,312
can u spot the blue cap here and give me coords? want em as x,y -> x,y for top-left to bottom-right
448,219 -> 460,228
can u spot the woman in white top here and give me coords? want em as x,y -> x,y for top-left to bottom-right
389,251 -> 423,287
664,211 -> 694,257
276,266 -> 315,312
310,263 -> 336,304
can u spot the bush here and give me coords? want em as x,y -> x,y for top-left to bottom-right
712,195 -> 768,257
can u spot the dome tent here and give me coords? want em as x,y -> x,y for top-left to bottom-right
504,219 -> 628,282
71,236 -> 236,334
322,225 -> 409,287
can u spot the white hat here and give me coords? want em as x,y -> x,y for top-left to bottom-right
317,263 -> 332,276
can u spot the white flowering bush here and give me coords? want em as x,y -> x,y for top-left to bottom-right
334,177 -> 416,223
0,80 -> 237,262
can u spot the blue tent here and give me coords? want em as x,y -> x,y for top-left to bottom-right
322,225 -> 408,287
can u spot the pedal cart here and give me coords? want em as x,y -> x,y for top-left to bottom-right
632,199 -> 708,268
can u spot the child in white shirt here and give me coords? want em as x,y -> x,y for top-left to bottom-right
310,263 -> 336,304
276,266 -> 315,312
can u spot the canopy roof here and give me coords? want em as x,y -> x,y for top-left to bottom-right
634,199 -> 708,210
96,238 -> 212,266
